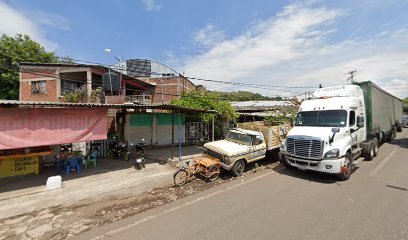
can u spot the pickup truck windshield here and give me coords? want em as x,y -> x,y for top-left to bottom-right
295,110 -> 347,127
226,131 -> 253,145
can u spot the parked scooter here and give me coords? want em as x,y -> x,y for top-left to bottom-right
131,139 -> 146,170
107,136 -> 130,161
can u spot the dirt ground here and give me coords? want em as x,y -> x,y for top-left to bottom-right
0,159 -> 280,240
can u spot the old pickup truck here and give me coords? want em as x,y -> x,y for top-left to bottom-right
202,122 -> 290,176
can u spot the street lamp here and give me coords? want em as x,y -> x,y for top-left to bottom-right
104,48 -> 113,95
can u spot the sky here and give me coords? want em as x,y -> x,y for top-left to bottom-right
0,0 -> 407,98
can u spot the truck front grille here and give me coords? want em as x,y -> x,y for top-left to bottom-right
286,136 -> 323,160
204,148 -> 225,162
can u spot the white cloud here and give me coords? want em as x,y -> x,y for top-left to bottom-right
194,24 -> 226,49
179,2 -> 408,99
142,0 -> 162,12
0,1 -> 69,50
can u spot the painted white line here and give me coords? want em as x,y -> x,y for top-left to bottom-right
370,149 -> 397,176
90,170 -> 276,240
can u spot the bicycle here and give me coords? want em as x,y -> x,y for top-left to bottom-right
173,157 -> 221,186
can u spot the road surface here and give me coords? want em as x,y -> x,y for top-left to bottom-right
78,129 -> 408,240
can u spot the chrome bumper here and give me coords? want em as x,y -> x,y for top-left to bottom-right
220,162 -> 232,171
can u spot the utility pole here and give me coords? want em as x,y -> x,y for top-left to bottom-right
347,69 -> 357,83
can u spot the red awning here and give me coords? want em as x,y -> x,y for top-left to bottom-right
0,108 -> 108,150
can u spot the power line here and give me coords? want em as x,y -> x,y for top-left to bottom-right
58,57 -> 315,90
1,64 -> 295,101
4,62 -> 306,96
0,52 -> 315,93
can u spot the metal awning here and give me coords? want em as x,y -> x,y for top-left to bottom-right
0,100 -> 216,113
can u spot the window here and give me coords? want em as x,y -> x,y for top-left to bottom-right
253,136 -> 263,145
349,111 -> 356,126
295,110 -> 347,127
62,81 -> 83,94
31,81 -> 46,94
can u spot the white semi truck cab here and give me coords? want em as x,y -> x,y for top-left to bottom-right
281,83 -> 402,180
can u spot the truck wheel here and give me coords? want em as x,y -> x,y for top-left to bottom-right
231,160 -> 245,177
337,153 -> 352,181
372,138 -> 378,157
364,141 -> 374,161
391,129 -> 396,141
397,125 -> 402,132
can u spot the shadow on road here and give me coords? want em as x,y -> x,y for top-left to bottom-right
273,164 -> 361,184
387,137 -> 408,149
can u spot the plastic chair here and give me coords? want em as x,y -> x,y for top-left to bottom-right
65,157 -> 82,175
85,151 -> 98,169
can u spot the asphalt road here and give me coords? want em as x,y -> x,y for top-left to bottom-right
79,129 -> 408,240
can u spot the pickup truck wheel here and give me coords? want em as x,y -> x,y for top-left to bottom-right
337,153 -> 352,181
231,160 -> 245,177
364,141 -> 374,161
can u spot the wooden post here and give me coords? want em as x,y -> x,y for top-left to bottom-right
212,114 -> 215,142
178,111 -> 182,161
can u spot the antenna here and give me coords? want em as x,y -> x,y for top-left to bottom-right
347,69 -> 357,83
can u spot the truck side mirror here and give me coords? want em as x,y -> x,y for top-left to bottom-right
290,117 -> 294,128
329,127 -> 340,144
357,116 -> 364,128
331,127 -> 340,133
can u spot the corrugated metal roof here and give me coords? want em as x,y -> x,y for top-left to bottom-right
0,100 -> 215,113
230,101 -> 296,108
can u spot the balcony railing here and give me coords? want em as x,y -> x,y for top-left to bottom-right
105,95 -> 152,105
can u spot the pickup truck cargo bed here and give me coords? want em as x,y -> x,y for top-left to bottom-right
237,121 -> 291,150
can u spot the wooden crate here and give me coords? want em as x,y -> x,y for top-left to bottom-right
238,121 -> 291,149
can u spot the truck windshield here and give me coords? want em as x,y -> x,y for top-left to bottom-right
295,110 -> 347,127
226,131 -> 253,145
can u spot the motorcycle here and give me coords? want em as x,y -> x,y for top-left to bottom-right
131,139 -> 146,170
107,137 -> 130,161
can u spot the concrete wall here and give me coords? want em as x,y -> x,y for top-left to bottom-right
124,114 -> 185,146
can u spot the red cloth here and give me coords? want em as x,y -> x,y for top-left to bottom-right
0,108 -> 108,150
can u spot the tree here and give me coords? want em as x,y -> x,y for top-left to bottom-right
0,34 -> 67,100
171,90 -> 238,123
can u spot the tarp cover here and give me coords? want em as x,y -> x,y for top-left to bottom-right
0,108 -> 108,150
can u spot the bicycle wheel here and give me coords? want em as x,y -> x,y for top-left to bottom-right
174,169 -> 189,186
208,165 -> 220,182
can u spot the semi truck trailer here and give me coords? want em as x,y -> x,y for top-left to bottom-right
280,81 -> 402,180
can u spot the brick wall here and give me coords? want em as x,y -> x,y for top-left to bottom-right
20,67 -> 59,102
147,76 -> 196,104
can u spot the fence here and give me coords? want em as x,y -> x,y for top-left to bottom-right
105,95 -> 152,105
90,139 -> 109,158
